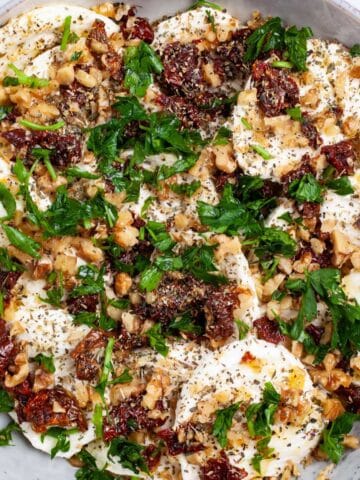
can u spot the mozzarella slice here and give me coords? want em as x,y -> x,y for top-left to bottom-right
0,6 -> 119,74
152,6 -> 240,51
9,413 -> 96,459
175,336 -> 324,479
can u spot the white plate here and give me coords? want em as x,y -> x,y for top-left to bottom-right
0,1 -> 359,479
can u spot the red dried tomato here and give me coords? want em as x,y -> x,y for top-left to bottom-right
71,329 -> 108,381
205,285 -> 240,340
254,316 -> 285,345
201,451 -> 248,480
321,140 -> 355,176
157,428 -> 203,456
252,61 -> 299,117
23,387 -> 87,433
0,319 -> 16,379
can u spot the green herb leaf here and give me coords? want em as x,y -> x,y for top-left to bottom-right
70,51 -> 83,61
146,221 -> 175,252
241,117 -> 252,130
350,44 -> 360,57
284,25 -> 313,71
181,244 -> 228,285
108,437 -> 149,474
93,404 -> 103,439
255,227 -> 297,259
0,421 -> 21,447
19,119 -> 65,131
70,264 -> 104,298
61,16 -> 79,51
251,453 -> 263,474
124,41 -> 163,97
289,173 -> 323,203
212,402 -> 240,448
34,353 -> 56,373
326,176 -> 354,196
212,126 -> 232,145
246,382 -> 280,439
251,144 -> 273,160
6,63 -> 49,88
96,337 -> 115,398
0,389 -> 14,413
109,368 -> 133,385
271,60 -> 293,68
169,180 -> 201,197
1,224 -> 41,259
31,148 -> 57,180
76,450 -> 113,480
189,0 -> 223,10
169,311 -> 202,335
65,167 -> 101,179
286,106 -> 304,122
0,105 -> 13,121
244,17 -> 284,63
146,324 -> 169,357
0,183 -> 16,220
235,319 -> 250,340
41,427 -> 78,459
320,412 -> 360,463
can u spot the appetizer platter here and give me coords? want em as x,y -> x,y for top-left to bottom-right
0,1 -> 359,479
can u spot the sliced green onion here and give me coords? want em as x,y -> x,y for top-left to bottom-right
8,64 -> 49,88
271,60 -> 294,69
250,144 -> 273,160
241,117 -> 252,130
19,119 -> 65,131
61,16 -> 72,51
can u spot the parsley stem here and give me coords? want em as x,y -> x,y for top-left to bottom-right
271,60 -> 294,69
241,117 -> 253,130
250,144 -> 273,160
8,63 -> 49,88
43,157 -> 57,181
19,119 -> 65,131
61,16 -> 72,51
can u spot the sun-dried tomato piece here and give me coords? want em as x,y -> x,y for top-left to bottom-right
201,451 -> 248,480
0,271 -> 21,305
336,384 -> 360,414
67,294 -> 99,315
117,326 -> 148,352
23,386 -> 87,432
205,285 -> 239,340
120,16 -> 154,43
214,171 -> 237,193
134,274 -> 207,327
143,443 -> 162,472
0,319 -> 16,379
254,316 -> 285,344
321,140 -> 355,176
252,60 -> 299,117
161,42 -> 204,96
210,29 -> 251,82
305,324 -> 324,344
300,202 -> 320,219
103,397 -> 166,442
2,129 -> 82,167
71,329 -> 108,381
157,94 -> 203,129
301,115 -> 322,149
157,428 -> 203,456
1,128 -> 28,148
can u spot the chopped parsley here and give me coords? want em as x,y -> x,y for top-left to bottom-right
289,173 -> 324,203
4,63 -> 49,88
33,353 -> 56,373
245,17 -> 312,71
349,44 -> 360,57
1,224 -> 41,259
146,324 -> 169,357
169,180 -> 201,197
107,437 -> 149,474
75,450 -> 113,480
0,421 -> 21,447
212,402 -> 240,448
123,41 -> 163,97
60,16 -> 79,51
41,427 -> 78,458
0,183 -> 16,221
0,389 -> 14,413
19,119 -> 65,131
320,412 -> 360,463
96,337 -> 115,398
235,319 -> 250,340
